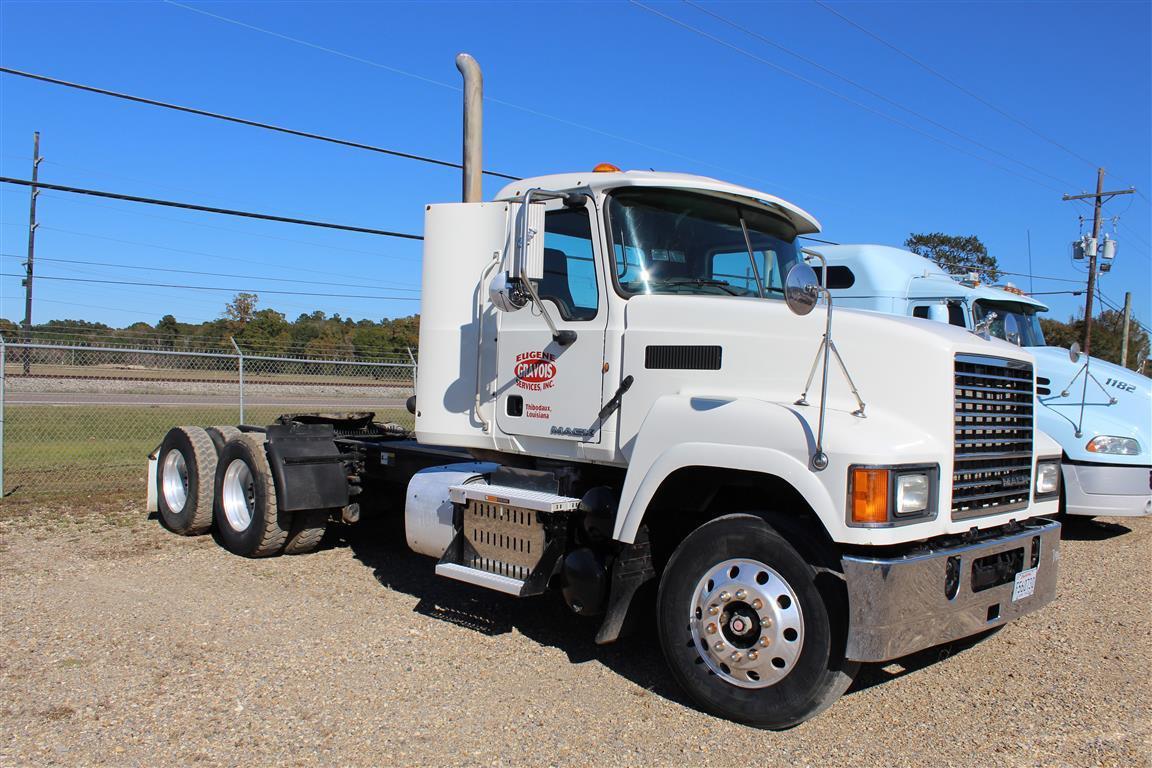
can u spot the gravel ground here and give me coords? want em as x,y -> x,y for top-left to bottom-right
1,502 -> 1148,768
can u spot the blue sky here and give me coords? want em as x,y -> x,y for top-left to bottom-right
1,0 -> 1149,334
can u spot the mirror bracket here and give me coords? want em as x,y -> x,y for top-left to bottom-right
792,250 -> 869,472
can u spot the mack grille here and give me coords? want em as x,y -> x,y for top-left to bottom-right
952,354 -> 1034,520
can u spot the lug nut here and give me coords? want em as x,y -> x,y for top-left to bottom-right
759,636 -> 770,647
735,589 -> 747,600
748,650 -> 759,661
730,652 -> 743,662
752,598 -> 763,610
706,623 -> 717,634
708,606 -> 719,616
719,591 -> 732,602
714,642 -> 725,652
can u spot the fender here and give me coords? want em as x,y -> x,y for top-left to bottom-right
614,395 -> 837,543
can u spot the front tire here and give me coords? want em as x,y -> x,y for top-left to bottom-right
156,426 -> 217,535
213,433 -> 293,557
657,514 -> 857,729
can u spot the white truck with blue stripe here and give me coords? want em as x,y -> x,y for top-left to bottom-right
813,244 -> 1151,518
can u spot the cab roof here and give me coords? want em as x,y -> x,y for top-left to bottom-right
495,170 -> 821,236
814,244 -> 1050,311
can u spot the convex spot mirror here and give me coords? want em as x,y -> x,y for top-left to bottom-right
1069,341 -> 1081,363
489,271 -> 527,313
784,262 -> 821,316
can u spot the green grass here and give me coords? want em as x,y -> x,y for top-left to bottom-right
1,404 -> 414,499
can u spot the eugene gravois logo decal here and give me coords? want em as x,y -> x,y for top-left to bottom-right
514,351 -> 557,391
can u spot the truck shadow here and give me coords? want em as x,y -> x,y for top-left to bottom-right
1058,517 -> 1132,541
330,515 -> 990,714
337,516 -> 690,707
846,627 -> 1002,694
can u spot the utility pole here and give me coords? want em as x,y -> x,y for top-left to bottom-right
1120,291 -> 1132,369
21,131 -> 42,374
1062,168 -> 1134,357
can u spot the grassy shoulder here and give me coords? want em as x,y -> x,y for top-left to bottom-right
2,405 -> 414,500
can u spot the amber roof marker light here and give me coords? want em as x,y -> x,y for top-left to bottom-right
593,163 -> 621,173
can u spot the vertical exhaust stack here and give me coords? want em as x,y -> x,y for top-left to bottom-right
456,53 -> 483,203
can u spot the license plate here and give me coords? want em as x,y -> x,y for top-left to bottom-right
1012,567 -> 1038,602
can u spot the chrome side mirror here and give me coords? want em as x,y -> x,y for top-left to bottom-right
927,304 -> 950,323
488,271 -> 527,312
1069,341 -> 1081,363
784,263 -> 820,316
1004,313 -> 1021,346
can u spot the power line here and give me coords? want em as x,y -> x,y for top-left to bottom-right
812,0 -> 1102,172
630,1 -> 1066,195
2,220 -> 420,272
163,0 -> 840,205
682,0 -> 1078,190
998,270 -> 1084,285
0,176 -> 424,239
10,190 -> 419,272
0,271 -> 421,300
0,66 -> 522,181
0,252 -> 420,291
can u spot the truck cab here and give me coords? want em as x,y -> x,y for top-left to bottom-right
410,170 -> 1063,725
813,243 -> 1151,519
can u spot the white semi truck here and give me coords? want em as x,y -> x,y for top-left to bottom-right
145,56 -> 1064,729
811,243 -> 1151,519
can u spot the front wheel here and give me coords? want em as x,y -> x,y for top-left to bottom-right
657,514 -> 857,729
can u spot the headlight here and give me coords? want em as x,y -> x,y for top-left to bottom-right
895,473 -> 931,516
848,465 -> 938,526
1086,435 -> 1141,455
1035,459 -> 1061,498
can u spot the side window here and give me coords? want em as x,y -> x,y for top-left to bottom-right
912,305 -> 930,319
947,302 -> 966,327
541,208 -> 599,321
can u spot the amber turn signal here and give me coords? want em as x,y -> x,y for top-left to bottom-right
851,468 -> 889,524
593,162 -> 621,173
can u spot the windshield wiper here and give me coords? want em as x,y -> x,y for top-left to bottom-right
658,278 -> 743,295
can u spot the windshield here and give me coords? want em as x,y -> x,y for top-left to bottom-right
606,188 -> 801,298
973,300 -> 1046,347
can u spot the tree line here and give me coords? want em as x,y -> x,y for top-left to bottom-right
0,292 -> 420,361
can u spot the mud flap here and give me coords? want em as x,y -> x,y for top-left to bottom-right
595,526 -> 656,645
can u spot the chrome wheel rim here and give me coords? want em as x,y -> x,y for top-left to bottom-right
221,458 -> 255,532
161,450 -> 189,513
688,558 -> 804,688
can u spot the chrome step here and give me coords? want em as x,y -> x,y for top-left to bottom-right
448,482 -> 581,512
434,562 -> 526,596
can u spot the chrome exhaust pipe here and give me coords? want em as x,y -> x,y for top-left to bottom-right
455,53 -> 483,203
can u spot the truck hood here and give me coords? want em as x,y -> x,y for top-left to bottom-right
1028,345 -> 1151,464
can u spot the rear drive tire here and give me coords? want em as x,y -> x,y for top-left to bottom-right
213,433 -> 292,557
206,426 -> 243,455
156,426 -> 217,535
657,514 -> 857,729
284,509 -> 330,555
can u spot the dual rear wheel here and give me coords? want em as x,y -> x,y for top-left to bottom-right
155,426 -> 329,557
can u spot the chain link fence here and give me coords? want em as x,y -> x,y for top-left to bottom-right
0,339 -> 415,500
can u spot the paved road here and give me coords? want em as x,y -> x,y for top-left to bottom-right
7,392 -> 409,408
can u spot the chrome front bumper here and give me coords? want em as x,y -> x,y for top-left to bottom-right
842,519 -> 1061,662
